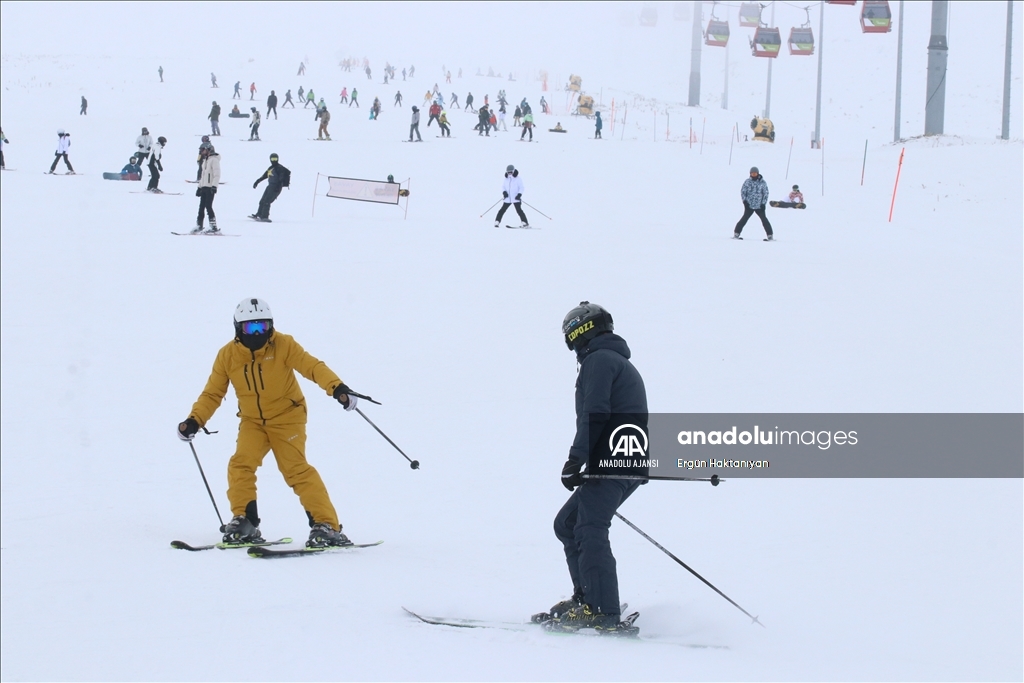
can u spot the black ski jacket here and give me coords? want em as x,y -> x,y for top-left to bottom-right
255,162 -> 291,190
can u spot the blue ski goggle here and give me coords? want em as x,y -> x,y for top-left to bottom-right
240,320 -> 272,335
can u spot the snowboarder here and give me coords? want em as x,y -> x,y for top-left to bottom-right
119,156 -> 142,179
427,101 -> 441,127
733,167 -> 773,240
771,185 -> 806,209
541,301 -> 647,635
80,96 -> 88,116
316,106 -> 331,139
177,297 -> 360,548
210,73 -> 218,88
409,106 -> 422,142
370,98 -> 382,120
465,92 -> 476,113
594,111 -> 603,139
450,92 -> 460,109
249,108 -> 261,140
233,81 -> 242,99
135,127 -> 153,171
340,87 -> 348,104
520,112 -> 534,141
249,82 -> 257,100
191,144 -> 220,233
47,129 -> 74,174
305,89 -> 316,108
438,110 -> 451,138
0,129 -> 8,169
159,65 -> 164,82
493,165 -> 529,228
250,153 -> 290,221
208,101 -> 221,136
147,136 -> 165,192
267,91 -> 278,119
349,87 -> 359,107
394,91 -> 403,107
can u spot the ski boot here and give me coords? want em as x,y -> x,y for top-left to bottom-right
531,590 -> 584,623
732,232 -> 743,240
764,235 -> 774,242
542,603 -> 639,637
204,220 -> 219,234
190,224 -> 205,234
307,522 -> 352,548
221,515 -> 265,545
520,223 -> 530,229
493,220 -> 500,228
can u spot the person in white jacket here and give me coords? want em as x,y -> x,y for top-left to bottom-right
48,129 -> 74,174
135,127 -> 153,172
147,136 -> 166,192
191,145 -> 221,233
493,164 -> 529,228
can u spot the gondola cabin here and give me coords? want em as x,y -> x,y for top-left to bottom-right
705,19 -> 730,47
861,0 -> 892,33
788,26 -> 814,55
750,26 -> 782,58
640,5 -> 658,26
739,2 -> 761,27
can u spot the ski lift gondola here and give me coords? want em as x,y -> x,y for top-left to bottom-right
861,0 -> 893,33
751,25 -> 782,58
706,19 -> 731,47
739,2 -> 761,27
639,4 -> 658,27
788,8 -> 814,55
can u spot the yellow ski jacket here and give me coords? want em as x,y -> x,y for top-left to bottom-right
189,332 -> 343,426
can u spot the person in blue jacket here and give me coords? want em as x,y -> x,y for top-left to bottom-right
120,156 -> 142,178
594,111 -> 603,139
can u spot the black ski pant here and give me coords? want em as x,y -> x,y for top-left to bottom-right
495,201 -> 527,225
80,105 -> 87,115
440,123 -> 450,137
350,98 -> 359,107
520,126 -> 533,141
409,123 -> 422,141
250,123 -> 260,140
267,105 -> 277,119
196,187 -> 216,227
147,160 -> 161,190
554,478 -> 641,617
427,114 -> 439,127
49,153 -> 74,173
595,128 -> 602,139
283,98 -> 294,108
734,203 -> 773,236
257,185 -> 281,219
136,152 -> 149,175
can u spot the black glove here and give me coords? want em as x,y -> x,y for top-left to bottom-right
178,417 -> 200,442
211,187 -> 217,195
196,188 -> 202,197
502,191 -> 508,198
561,459 -> 583,491
515,193 -> 522,201
332,383 -> 358,411
253,180 -> 260,189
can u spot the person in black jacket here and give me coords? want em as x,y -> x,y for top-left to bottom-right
540,301 -> 648,636
249,153 -> 290,222
266,91 -> 278,119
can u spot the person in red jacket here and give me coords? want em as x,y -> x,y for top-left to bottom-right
249,82 -> 257,100
427,101 -> 441,127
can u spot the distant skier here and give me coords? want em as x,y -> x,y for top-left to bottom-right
427,101 -> 441,127
520,112 -> 534,141
283,89 -> 294,108
176,297 -> 360,548
210,73 -> 218,88
298,85 -> 305,102
477,105 -> 491,136
493,165 -> 529,228
450,92 -> 460,109
298,61 -> 305,76
191,144 -> 220,233
423,89 -> 433,106
446,71 -> 451,84
305,89 -> 316,108
409,64 -> 415,78
365,65 -> 372,80
402,67 -> 406,81
438,110 -> 451,138
47,129 -> 74,174
340,87 -> 348,104
159,65 -> 164,82
540,96 -> 548,114
594,111 -> 603,139
513,105 -> 522,127
465,92 -> 476,113
249,108 -> 262,140
0,129 -> 8,169
409,106 -> 423,142
733,167 -> 773,240
497,105 -> 508,131
316,107 -> 331,139
250,153 -> 290,221
349,87 -> 359,107
249,82 -> 257,100
134,127 -> 153,173
370,98 -> 382,120
209,101 -> 221,136
394,90 -> 403,106
80,96 -> 88,116
147,136 -> 166,192
264,90 -> 277,119
538,301 -> 646,636
233,81 -> 242,99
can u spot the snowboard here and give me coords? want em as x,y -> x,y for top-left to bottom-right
103,172 -> 140,181
769,201 -> 805,209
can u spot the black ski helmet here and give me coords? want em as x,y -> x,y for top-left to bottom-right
234,298 -> 274,351
562,301 -> 613,351
270,153 -> 279,162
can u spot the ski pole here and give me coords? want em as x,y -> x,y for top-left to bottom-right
479,198 -> 502,217
584,473 -> 721,486
614,511 -> 763,627
522,201 -> 552,220
187,440 -> 225,529
354,407 -> 420,469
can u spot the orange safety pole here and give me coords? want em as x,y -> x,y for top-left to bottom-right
888,148 -> 905,222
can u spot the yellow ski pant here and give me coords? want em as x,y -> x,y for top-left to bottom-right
227,418 -> 339,529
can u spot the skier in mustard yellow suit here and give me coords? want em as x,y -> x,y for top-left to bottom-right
177,298 -> 358,548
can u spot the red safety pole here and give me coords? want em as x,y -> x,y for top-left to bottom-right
888,148 -> 905,222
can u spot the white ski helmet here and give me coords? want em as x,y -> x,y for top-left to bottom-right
233,298 -> 274,348
57,128 -> 65,135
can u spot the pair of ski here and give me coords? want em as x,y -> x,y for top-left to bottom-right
733,235 -> 775,242
504,225 -> 539,230
171,231 -> 240,237
171,537 -> 382,558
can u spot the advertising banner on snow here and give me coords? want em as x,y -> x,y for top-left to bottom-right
326,176 -> 400,205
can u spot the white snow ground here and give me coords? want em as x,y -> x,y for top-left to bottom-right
1,2 -> 1022,681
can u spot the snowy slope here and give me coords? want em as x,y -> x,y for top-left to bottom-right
1,2 -> 1022,681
